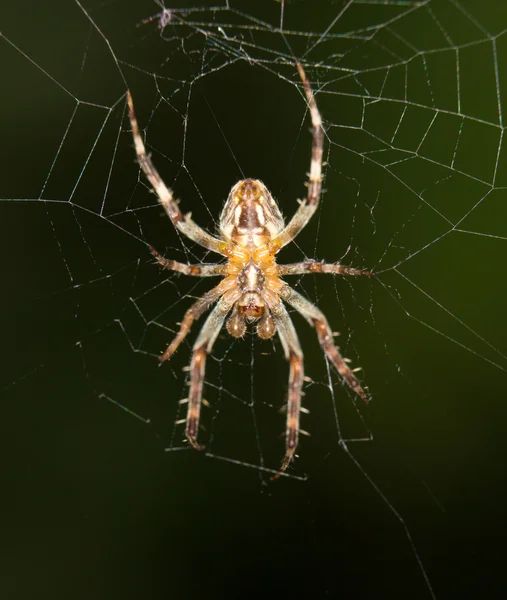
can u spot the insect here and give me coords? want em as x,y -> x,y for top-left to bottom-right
127,63 -> 373,479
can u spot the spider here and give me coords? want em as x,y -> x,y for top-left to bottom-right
127,63 -> 373,479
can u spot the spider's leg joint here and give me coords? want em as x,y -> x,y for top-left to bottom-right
186,436 -> 205,451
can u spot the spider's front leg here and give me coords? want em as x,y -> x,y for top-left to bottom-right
283,286 -> 369,404
184,292 -> 239,449
269,301 -> 305,480
159,277 -> 234,362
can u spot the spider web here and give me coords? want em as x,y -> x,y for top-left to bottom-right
1,0 -> 506,597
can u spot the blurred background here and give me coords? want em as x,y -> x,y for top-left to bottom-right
1,0 -> 506,598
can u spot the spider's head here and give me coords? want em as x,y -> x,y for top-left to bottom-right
219,179 -> 285,245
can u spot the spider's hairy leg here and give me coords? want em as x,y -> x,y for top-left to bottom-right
297,62 -> 324,208
185,292 -> 239,449
283,287 -> 369,404
159,277 -> 235,362
272,63 -> 324,251
278,259 -> 374,277
150,247 -> 227,277
127,92 -> 226,255
269,301 -> 304,480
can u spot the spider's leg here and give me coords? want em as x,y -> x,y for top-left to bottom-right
278,259 -> 373,277
185,292 -> 238,449
151,247 -> 227,277
269,301 -> 304,480
159,277 -> 235,362
127,92 -> 226,255
282,286 -> 369,404
298,62 -> 324,208
272,63 -> 324,250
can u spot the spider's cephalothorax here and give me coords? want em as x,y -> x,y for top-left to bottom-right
127,63 -> 373,479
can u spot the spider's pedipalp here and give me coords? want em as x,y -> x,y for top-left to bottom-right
256,311 -> 276,339
226,305 -> 247,338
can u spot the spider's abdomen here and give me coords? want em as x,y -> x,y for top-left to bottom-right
220,179 -> 285,247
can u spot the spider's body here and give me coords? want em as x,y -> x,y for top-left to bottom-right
127,64 -> 373,479
221,179 -> 285,337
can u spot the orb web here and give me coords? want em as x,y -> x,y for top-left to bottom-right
1,1 -> 506,597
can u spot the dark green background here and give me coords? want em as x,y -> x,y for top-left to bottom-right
1,1 -> 507,598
